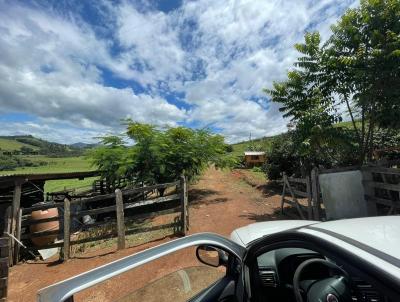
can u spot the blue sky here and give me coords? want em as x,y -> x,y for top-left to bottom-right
0,0 -> 357,143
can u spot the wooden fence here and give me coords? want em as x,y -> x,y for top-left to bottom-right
280,169 -> 322,220
6,176 -> 189,263
0,237 -> 8,302
281,173 -> 312,220
281,164 -> 400,221
362,166 -> 400,215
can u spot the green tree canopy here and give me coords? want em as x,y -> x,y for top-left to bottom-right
88,122 -> 234,190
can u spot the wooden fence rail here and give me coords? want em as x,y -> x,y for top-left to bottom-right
281,173 -> 313,220
280,168 -> 322,221
13,177 -> 188,263
362,166 -> 400,215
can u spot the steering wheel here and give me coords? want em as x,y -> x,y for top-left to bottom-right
293,258 -> 352,302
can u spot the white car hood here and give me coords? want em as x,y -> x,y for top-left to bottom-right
230,220 -> 318,247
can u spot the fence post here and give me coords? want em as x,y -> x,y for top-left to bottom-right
4,207 -> 12,267
10,182 -> 22,266
0,237 -> 9,302
311,168 -> 321,220
115,189 -> 126,250
180,175 -> 188,235
306,176 -> 313,220
13,209 -> 22,265
63,198 -> 71,261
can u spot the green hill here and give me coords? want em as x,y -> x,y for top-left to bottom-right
229,120 -> 362,157
0,135 -> 94,173
230,135 -> 278,156
0,135 -> 84,156
0,137 -> 40,151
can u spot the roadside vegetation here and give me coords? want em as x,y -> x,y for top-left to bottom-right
88,122 -> 236,190
263,0 -> 400,179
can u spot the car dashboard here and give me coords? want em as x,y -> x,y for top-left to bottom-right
254,248 -> 386,302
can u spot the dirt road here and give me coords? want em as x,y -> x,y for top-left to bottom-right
8,167 -> 285,302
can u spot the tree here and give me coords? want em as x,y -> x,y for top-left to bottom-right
266,0 -> 400,167
323,0 -> 400,162
87,136 -> 127,190
265,32 -> 352,171
88,123 -> 234,192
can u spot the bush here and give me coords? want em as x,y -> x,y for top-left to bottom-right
263,129 -> 360,180
263,133 -> 301,180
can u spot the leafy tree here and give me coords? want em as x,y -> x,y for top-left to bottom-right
323,0 -> 400,162
87,136 -> 127,190
265,0 -> 400,168
88,123 -> 234,192
265,32 -> 353,172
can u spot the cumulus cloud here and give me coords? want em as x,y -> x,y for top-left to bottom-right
0,0 -> 357,143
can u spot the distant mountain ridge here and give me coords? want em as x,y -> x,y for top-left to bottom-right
0,135 -> 95,156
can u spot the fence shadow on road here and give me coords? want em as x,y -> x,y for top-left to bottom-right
239,206 -> 302,222
189,189 -> 228,208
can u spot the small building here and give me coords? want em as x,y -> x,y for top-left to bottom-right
244,151 -> 266,168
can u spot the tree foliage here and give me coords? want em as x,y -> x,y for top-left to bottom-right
88,122 -> 234,188
265,0 -> 400,171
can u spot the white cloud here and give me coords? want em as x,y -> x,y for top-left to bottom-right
0,0 -> 358,143
0,2 -> 186,140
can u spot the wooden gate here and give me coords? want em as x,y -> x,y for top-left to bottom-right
281,173 -> 313,220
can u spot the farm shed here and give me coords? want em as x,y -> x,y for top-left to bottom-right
244,151 -> 266,168
0,171 -> 99,235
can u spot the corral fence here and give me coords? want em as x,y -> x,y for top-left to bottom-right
4,176 -> 188,264
362,165 -> 400,215
280,161 -> 400,221
0,237 -> 8,302
280,168 -> 321,220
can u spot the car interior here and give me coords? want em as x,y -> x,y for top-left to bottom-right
193,238 -> 398,302
250,247 -> 389,302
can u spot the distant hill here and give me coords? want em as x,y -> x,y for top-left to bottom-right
229,120 -> 361,156
0,135 -> 91,156
230,135 -> 279,156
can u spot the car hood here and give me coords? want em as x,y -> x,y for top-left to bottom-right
230,220 -> 318,247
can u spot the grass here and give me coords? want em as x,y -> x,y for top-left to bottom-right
44,176 -> 98,193
0,137 -> 40,151
0,155 -> 96,193
0,155 -> 93,175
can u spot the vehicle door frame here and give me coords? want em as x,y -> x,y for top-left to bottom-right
37,233 -> 246,302
243,230 -> 400,302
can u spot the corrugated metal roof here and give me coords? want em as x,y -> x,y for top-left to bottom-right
244,151 -> 265,156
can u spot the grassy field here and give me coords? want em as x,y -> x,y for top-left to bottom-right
0,155 -> 93,175
0,155 -> 96,193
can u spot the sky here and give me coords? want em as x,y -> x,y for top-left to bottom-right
0,0 -> 358,144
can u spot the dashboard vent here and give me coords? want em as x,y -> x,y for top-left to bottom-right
259,269 -> 277,287
352,277 -> 381,302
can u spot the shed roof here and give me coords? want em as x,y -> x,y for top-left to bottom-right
0,171 -> 100,189
244,151 -> 265,156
